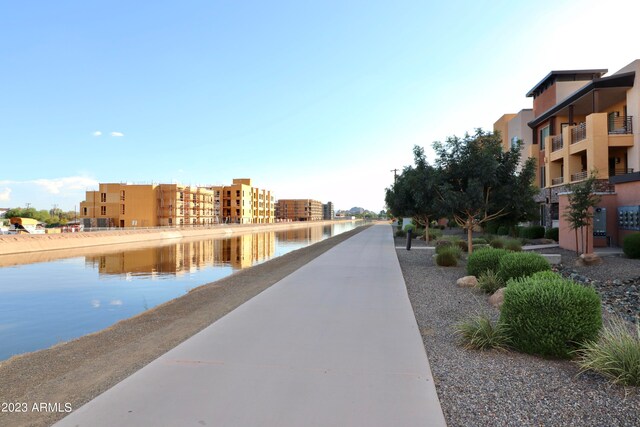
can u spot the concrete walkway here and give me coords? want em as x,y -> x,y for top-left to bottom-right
55,225 -> 446,427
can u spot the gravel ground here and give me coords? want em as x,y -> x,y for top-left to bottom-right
397,246 -> 640,427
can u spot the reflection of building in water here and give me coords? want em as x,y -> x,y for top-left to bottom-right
215,232 -> 276,268
87,233 -> 276,275
276,226 -> 326,242
87,240 -> 217,277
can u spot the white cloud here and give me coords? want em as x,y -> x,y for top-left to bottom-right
111,131 -> 124,137
110,299 -> 123,306
0,188 -> 11,202
93,131 -> 102,137
91,299 -> 101,308
31,177 -> 99,195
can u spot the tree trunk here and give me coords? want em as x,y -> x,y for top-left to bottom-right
580,226 -> 585,255
574,228 -> 579,256
424,217 -> 429,243
585,222 -> 590,254
467,219 -> 474,254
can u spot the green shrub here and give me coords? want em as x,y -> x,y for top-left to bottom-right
497,251 -> 550,282
454,314 -> 510,351
472,238 -> 488,245
477,270 -> 505,294
436,246 -> 459,266
467,248 -> 508,277
497,226 -> 509,236
545,227 -> 559,241
576,317 -> 640,386
436,244 -> 462,258
457,240 -> 468,252
503,238 -> 522,252
429,228 -> 443,239
622,233 -> 640,259
490,238 -> 505,249
403,223 -> 415,232
500,274 -> 602,358
395,229 -> 406,238
518,225 -> 546,239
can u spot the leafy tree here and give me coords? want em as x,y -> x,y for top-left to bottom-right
385,146 -> 442,242
432,129 -> 536,253
563,172 -> 601,255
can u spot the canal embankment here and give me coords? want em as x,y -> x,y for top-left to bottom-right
0,224 -> 371,427
0,220 -> 355,256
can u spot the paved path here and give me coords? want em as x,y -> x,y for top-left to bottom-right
55,225 -> 446,427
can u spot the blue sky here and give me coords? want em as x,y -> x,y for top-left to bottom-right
1,0 -> 639,212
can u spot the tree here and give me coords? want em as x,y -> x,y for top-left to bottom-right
432,129 -> 536,253
385,146 -> 442,242
563,172 -> 601,255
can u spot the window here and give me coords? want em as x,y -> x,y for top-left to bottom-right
539,126 -> 550,151
100,206 -> 106,215
540,166 -> 546,188
121,204 -> 125,214
511,136 -> 519,150
100,193 -> 107,202
83,207 -> 87,215
120,190 -> 125,201
168,218 -> 172,225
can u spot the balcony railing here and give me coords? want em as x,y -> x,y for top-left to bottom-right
571,170 -> 588,181
551,134 -> 563,152
609,167 -> 634,176
571,122 -> 586,144
608,116 -> 633,134
551,176 -> 564,185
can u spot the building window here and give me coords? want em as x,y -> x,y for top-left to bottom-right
120,190 -> 125,201
539,126 -> 549,151
540,166 -> 546,188
511,136 -> 519,150
121,205 -> 125,214
168,218 -> 172,225
100,206 -> 106,215
100,193 -> 107,202
83,207 -> 87,215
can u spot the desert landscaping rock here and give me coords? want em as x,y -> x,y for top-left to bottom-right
456,275 -> 478,288
488,287 -> 506,309
576,253 -> 603,266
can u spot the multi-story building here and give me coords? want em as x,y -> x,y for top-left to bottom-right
493,109 -> 535,172
80,183 -> 215,228
496,59 -> 640,250
323,202 -> 335,220
208,178 -> 275,224
276,199 -> 323,221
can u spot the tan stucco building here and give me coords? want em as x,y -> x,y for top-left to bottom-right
80,183 -> 215,228
208,178 -> 275,224
276,199 -> 323,221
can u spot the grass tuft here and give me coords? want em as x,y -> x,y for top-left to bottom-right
454,314 -> 510,351
575,317 -> 640,386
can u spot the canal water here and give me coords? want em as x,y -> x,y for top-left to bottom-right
0,222 -> 361,361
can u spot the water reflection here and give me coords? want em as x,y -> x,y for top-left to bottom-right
0,222 -> 361,360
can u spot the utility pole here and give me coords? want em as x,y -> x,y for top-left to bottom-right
25,202 -> 31,209
390,169 -> 399,182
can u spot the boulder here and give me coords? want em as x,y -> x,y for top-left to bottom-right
540,254 -> 562,265
576,253 -> 603,266
456,276 -> 478,288
489,287 -> 506,309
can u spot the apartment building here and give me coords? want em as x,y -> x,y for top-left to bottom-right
496,59 -> 640,250
208,178 -> 275,224
493,109 -> 535,172
323,201 -> 335,220
276,199 -> 323,221
80,183 -> 215,228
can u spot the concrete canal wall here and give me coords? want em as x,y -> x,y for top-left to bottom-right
0,220 -> 358,256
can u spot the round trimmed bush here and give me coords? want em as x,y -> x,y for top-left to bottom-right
544,227 -> 559,242
497,251 -> 550,282
490,238 -> 505,249
500,273 -> 602,358
436,246 -> 459,266
518,225 -> 545,239
467,248 -> 508,277
504,238 -> 522,252
622,233 -> 640,259
472,238 -> 488,245
395,229 -> 406,238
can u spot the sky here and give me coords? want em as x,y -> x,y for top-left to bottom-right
1,0 -> 640,212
